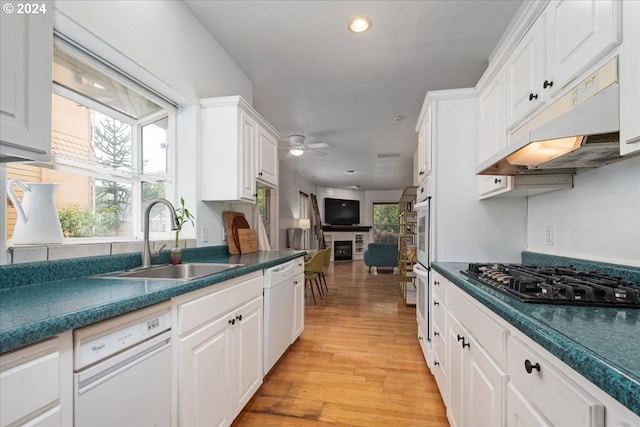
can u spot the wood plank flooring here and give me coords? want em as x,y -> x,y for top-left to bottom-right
232,261 -> 449,427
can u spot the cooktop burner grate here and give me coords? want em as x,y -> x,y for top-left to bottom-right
461,263 -> 640,308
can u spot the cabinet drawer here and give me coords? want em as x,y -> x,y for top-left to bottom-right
431,322 -> 447,374
176,272 -> 263,336
432,354 -> 447,405
0,337 -> 61,426
432,274 -> 446,305
507,336 -> 604,427
264,260 -> 296,286
433,296 -> 446,334
448,285 -> 507,366
293,257 -> 304,275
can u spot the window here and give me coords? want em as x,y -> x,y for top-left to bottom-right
5,36 -> 176,242
372,203 -> 400,242
257,186 -> 277,250
298,191 -> 310,248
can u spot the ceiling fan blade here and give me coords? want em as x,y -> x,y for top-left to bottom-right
307,148 -> 327,156
306,142 -> 329,149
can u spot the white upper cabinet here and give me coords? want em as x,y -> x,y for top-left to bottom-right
200,96 -> 280,202
545,0 -> 621,97
504,0 -> 620,130
0,7 -> 53,162
506,17 -> 545,126
416,103 -> 432,183
620,0 -> 640,155
257,125 -> 278,187
479,67 -> 510,197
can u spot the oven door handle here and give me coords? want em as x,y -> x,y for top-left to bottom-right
413,263 -> 430,278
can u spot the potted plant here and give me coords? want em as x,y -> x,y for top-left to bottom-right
171,197 -> 195,264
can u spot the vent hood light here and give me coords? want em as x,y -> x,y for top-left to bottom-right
506,136 -> 583,168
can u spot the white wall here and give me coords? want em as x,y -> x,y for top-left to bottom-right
431,92 -> 527,263
527,156 -> 640,266
54,1 -> 254,246
279,163 -> 317,249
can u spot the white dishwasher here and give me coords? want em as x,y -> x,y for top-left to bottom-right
73,301 -> 172,427
263,260 -> 300,375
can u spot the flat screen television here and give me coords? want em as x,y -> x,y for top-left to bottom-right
324,198 -> 360,225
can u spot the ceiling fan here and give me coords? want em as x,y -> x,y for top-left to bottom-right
282,135 -> 329,157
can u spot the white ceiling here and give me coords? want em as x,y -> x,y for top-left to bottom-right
184,0 -> 524,191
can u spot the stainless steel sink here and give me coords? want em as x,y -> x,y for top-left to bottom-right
94,263 -> 244,281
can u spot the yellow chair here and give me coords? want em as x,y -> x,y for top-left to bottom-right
319,246 -> 331,292
304,250 -> 325,304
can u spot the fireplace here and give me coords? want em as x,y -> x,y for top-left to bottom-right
334,240 -> 353,261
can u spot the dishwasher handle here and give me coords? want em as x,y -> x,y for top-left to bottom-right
75,330 -> 171,395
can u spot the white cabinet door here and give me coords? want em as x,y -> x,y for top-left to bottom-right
479,68 -> 506,162
506,383 -> 553,427
292,272 -> 305,342
621,0 -> 640,155
239,110 -> 257,202
506,17 -> 545,127
447,312 -> 465,427
200,97 -> 263,203
417,105 -> 432,182
0,333 -> 72,427
178,313 -> 233,427
257,126 -> 278,186
545,0 -> 620,96
466,333 -> 506,427
233,296 -> 263,419
0,7 -> 52,162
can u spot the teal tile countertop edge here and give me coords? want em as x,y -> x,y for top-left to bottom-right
431,260 -> 640,417
0,246 -> 306,353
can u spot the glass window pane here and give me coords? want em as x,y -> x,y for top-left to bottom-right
93,111 -> 132,171
94,179 -> 132,237
53,45 -> 162,119
5,165 -> 133,239
373,203 -> 400,242
142,117 -> 168,175
142,182 -> 169,233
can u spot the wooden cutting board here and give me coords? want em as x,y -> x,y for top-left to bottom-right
223,211 -> 248,255
237,229 -> 258,253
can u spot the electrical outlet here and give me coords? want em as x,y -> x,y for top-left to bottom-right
545,226 -> 553,246
201,226 -> 209,242
222,227 -> 227,242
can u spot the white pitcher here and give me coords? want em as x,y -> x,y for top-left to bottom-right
7,180 -> 65,244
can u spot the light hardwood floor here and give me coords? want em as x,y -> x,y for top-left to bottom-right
232,260 -> 449,426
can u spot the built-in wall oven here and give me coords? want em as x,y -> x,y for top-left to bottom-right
414,194 -> 432,364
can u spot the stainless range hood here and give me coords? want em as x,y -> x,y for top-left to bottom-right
477,59 -> 637,176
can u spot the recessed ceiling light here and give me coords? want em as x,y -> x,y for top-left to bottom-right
392,116 -> 404,123
348,16 -> 372,33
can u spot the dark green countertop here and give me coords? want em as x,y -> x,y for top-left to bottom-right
431,260 -> 639,417
0,246 -> 305,353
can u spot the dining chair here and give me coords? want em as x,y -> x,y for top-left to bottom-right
319,246 -> 331,292
304,250 -> 325,304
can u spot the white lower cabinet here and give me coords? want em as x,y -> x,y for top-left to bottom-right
175,272 -> 263,427
507,335 -> 604,427
429,273 -> 639,427
292,270 -> 305,342
447,310 -> 507,427
0,332 -> 72,427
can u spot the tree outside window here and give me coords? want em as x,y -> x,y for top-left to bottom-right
373,203 -> 400,243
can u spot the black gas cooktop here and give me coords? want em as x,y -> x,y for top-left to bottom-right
462,263 -> 640,308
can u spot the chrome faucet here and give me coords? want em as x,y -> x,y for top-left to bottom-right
141,198 -> 181,268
